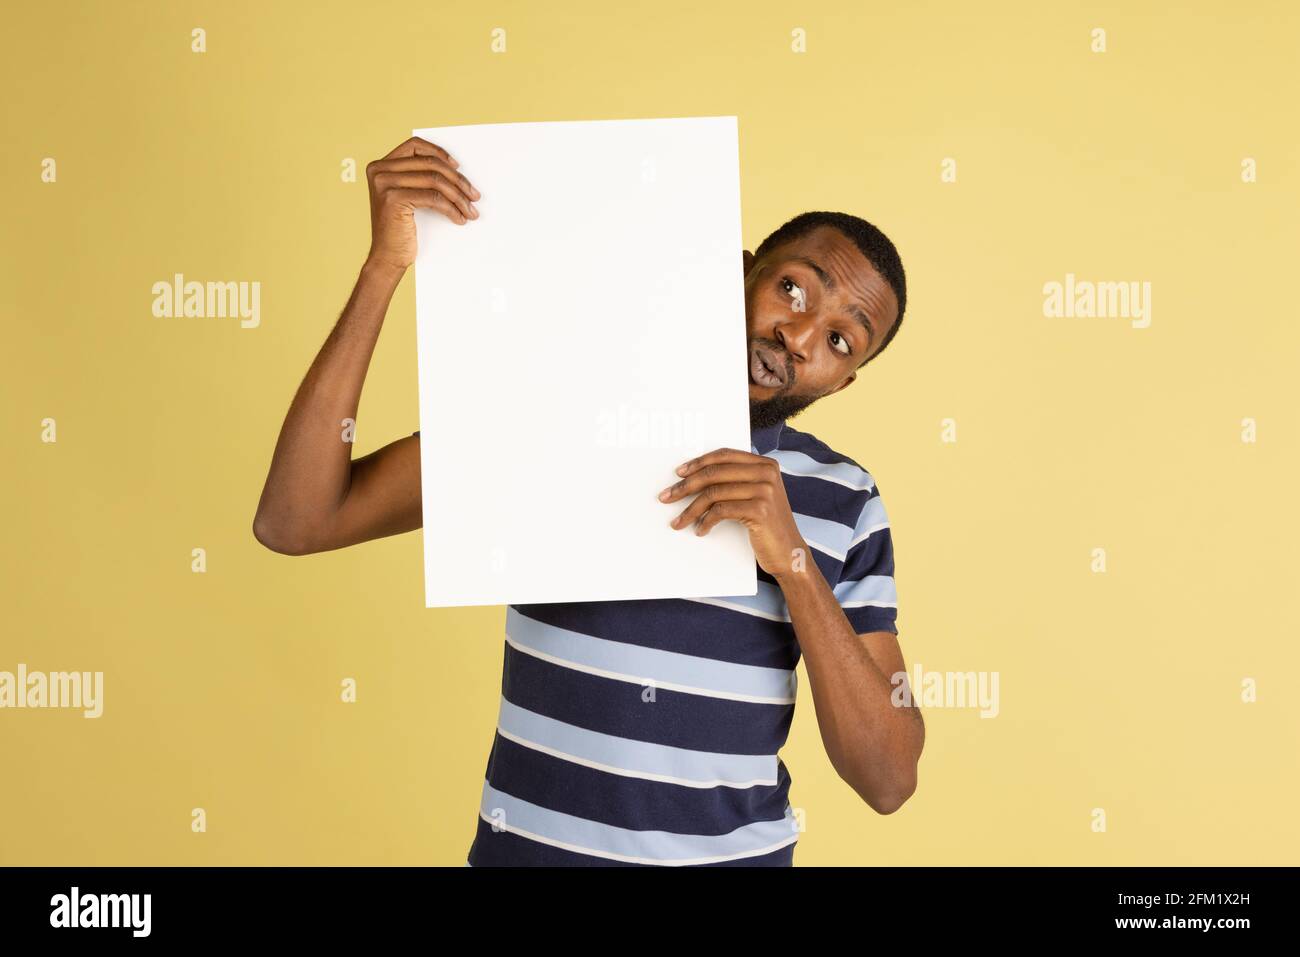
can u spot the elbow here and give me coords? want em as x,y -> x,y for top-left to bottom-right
852,765 -> 918,816
865,782 -> 915,816
252,510 -> 316,556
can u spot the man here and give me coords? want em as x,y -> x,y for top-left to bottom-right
253,135 -> 924,866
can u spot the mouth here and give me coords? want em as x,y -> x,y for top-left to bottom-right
749,343 -> 788,389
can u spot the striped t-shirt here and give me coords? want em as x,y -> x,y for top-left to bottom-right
420,418 -> 898,865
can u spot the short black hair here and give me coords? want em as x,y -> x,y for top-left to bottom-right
753,211 -> 907,365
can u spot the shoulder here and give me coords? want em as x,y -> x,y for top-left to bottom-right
774,424 -> 882,511
776,424 -> 876,484
768,423 -> 891,573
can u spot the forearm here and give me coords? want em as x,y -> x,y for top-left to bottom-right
776,558 -> 923,812
253,257 -> 404,551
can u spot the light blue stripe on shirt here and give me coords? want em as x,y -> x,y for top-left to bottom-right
506,607 -> 796,704
833,575 -> 897,608
767,449 -> 875,491
497,697 -> 780,788
849,495 -> 890,548
794,511 -> 856,562
478,781 -> 800,866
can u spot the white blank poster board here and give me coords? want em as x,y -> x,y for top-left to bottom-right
412,116 -> 755,608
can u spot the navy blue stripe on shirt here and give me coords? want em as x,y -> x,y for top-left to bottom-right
512,598 -> 801,671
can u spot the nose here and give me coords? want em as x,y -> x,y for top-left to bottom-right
774,314 -> 815,363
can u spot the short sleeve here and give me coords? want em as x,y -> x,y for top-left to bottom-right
834,486 -> 898,635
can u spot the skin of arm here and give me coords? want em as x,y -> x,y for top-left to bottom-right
252,136 -> 480,554
774,567 -> 923,814
659,448 -> 924,813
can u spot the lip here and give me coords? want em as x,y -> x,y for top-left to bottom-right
749,343 -> 787,388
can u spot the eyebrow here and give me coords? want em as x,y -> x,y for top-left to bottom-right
790,256 -> 876,349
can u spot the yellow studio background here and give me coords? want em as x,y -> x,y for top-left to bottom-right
3,0 -> 1297,865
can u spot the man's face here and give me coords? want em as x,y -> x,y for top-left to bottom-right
743,225 -> 900,429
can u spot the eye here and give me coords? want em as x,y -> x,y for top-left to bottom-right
780,276 -> 806,312
829,331 -> 852,356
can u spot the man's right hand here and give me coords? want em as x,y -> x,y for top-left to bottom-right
366,135 -> 481,273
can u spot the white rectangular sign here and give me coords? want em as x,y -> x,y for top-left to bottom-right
413,116 -> 755,607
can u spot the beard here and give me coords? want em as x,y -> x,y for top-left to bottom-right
748,335 -> 820,429
750,389 -> 819,430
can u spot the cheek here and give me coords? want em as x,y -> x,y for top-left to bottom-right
750,289 -> 790,328
799,358 -> 842,392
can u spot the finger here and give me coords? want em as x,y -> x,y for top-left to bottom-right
368,156 -> 480,199
668,482 -> 765,529
373,170 -> 477,219
383,136 -> 457,166
675,448 -> 765,477
659,463 -> 774,503
385,188 -> 468,224
694,500 -> 755,536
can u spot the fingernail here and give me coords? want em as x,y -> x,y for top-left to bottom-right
449,156 -> 460,167
470,186 -> 481,199
658,489 -> 670,501
676,465 -> 687,476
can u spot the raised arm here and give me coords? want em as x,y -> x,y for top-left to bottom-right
252,136 -> 481,555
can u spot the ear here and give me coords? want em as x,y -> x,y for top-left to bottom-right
825,371 -> 857,397
743,249 -> 755,277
